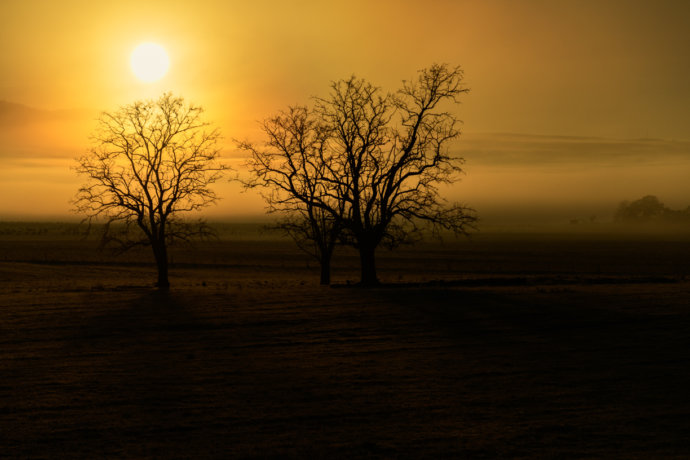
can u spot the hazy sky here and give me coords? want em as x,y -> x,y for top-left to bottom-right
1,0 -> 689,223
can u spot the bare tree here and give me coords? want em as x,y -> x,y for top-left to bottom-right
239,106 -> 346,284
242,64 -> 476,285
272,208 -> 341,285
317,64 -> 476,285
73,93 -> 226,289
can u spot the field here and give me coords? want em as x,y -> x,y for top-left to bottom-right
2,223 -> 690,458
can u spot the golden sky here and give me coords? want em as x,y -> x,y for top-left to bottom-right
1,0 -> 690,223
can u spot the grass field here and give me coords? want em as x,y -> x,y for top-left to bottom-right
2,224 -> 690,457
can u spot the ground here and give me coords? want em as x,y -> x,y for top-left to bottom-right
1,226 -> 690,458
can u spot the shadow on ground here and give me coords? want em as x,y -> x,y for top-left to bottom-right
2,282 -> 690,457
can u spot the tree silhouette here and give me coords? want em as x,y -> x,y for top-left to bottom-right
272,209 -> 342,285
243,64 -> 476,285
240,106 -> 346,284
73,93 -> 226,289
615,195 -> 690,224
615,195 -> 667,222
323,64 -> 476,284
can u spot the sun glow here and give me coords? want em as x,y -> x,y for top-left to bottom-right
130,43 -> 170,82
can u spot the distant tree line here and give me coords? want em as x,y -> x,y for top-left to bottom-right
615,195 -> 690,224
73,64 -> 476,288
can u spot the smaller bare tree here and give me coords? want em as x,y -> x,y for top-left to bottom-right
272,208 -> 341,285
239,106 -> 346,284
73,93 -> 226,289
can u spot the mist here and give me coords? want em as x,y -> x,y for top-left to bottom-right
3,105 -> 690,228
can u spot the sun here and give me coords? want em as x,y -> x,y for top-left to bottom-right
130,42 -> 170,82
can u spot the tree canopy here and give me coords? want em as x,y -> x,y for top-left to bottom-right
73,93 -> 226,288
241,64 -> 476,285
615,195 -> 690,224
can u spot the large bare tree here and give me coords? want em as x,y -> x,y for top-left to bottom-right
243,64 -> 476,285
73,93 -> 226,288
320,64 -> 476,284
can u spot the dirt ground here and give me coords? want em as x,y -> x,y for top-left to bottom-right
2,230 -> 690,458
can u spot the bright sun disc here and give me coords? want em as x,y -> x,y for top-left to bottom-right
130,42 -> 170,82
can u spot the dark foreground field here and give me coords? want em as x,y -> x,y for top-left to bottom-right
2,227 -> 690,458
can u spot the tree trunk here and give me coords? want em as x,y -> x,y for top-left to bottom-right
319,253 -> 332,285
358,243 -> 378,286
153,242 -> 170,289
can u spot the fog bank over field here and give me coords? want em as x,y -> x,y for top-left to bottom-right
454,133 -> 690,227
1,103 -> 690,227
